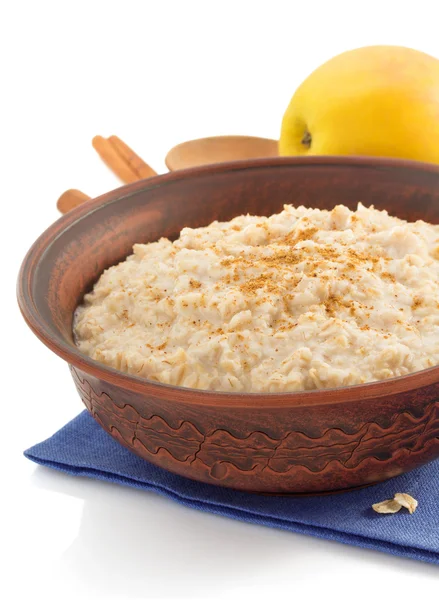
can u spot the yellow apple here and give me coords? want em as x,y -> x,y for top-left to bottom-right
279,45 -> 439,164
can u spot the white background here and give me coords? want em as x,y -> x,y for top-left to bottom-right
3,1 -> 439,598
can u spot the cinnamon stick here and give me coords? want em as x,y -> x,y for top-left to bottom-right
57,189 -> 91,214
92,136 -> 139,183
92,135 -> 157,183
108,135 -> 157,180
57,136 -> 157,215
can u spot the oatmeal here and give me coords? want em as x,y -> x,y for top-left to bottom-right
74,203 -> 439,392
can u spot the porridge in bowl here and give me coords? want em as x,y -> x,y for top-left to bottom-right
74,203 -> 439,392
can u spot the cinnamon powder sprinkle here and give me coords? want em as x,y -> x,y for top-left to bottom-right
240,275 -> 280,295
412,296 -> 424,310
284,226 -> 319,245
220,233 -> 395,304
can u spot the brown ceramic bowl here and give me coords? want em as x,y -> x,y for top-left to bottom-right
18,156 -> 439,494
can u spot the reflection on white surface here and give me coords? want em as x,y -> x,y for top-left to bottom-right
30,466 -> 439,599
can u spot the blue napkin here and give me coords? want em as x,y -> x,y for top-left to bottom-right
25,410 -> 439,565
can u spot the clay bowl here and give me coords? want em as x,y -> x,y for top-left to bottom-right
18,156 -> 439,494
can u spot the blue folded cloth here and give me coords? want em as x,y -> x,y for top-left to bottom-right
25,410 -> 439,564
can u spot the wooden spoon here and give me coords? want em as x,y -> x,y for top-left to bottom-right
165,135 -> 278,171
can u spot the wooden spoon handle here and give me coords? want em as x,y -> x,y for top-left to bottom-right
92,135 -> 157,183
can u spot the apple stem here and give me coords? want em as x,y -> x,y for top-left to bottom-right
301,130 -> 312,148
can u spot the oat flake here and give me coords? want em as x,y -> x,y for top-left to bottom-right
372,493 -> 418,515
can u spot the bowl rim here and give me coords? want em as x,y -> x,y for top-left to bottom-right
17,154 -> 439,408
